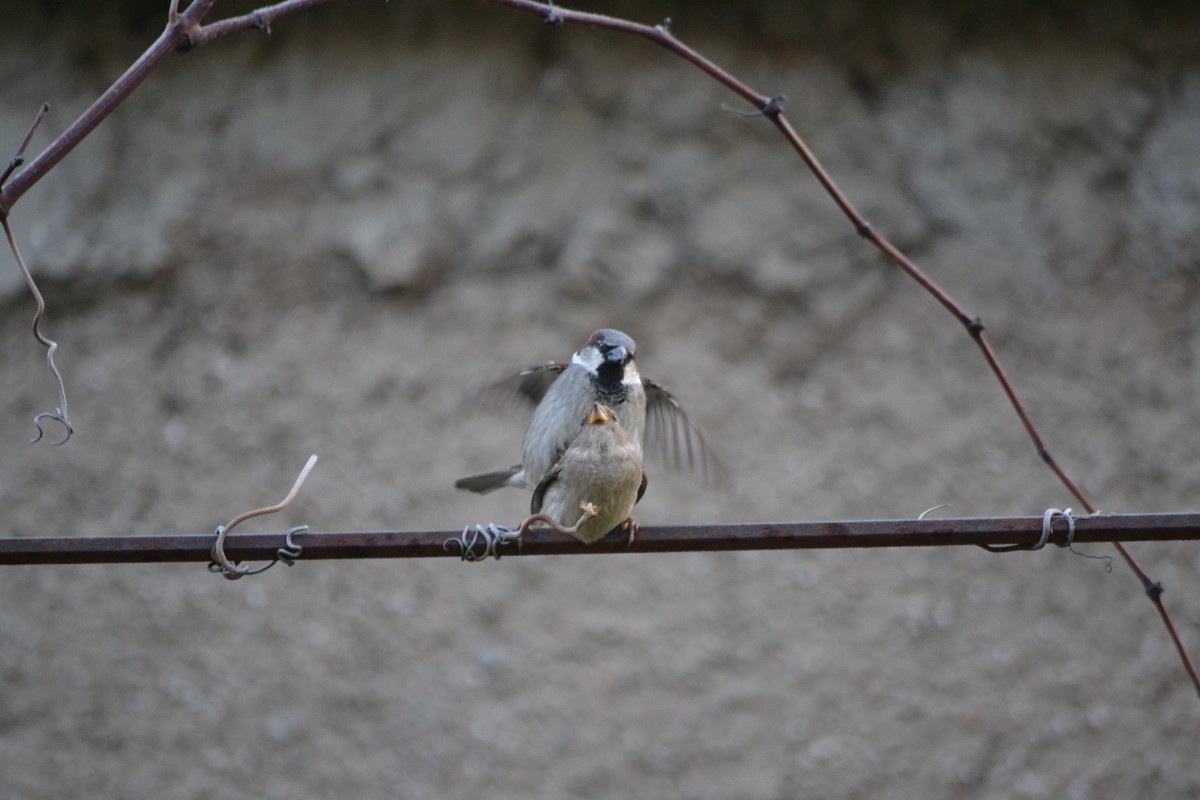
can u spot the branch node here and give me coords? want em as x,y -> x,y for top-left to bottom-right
855,220 -> 874,240
0,157 -> 22,190
178,27 -> 198,52
1146,581 -> 1165,601
252,10 -> 272,35
543,4 -> 564,26
655,17 -> 672,35
967,316 -> 985,337
165,0 -> 200,51
719,95 -> 786,121
0,103 -> 49,189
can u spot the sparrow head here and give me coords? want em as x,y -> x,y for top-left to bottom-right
573,329 -> 638,375
586,403 -> 615,426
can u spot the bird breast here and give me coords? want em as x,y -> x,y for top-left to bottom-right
539,425 -> 643,544
521,366 -> 646,486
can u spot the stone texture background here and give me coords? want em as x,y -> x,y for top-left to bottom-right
1,1 -> 1199,797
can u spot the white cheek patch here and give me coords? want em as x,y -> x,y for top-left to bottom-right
572,348 -> 604,373
622,361 -> 641,386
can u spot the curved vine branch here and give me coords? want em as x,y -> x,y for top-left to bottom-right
481,0 -> 1199,698
0,0 -> 336,216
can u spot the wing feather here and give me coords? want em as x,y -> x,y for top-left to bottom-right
475,362 -> 568,409
642,378 -> 724,486
471,363 -> 725,488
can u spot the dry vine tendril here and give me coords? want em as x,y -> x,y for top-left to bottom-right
1,103 -> 73,445
208,455 -> 318,580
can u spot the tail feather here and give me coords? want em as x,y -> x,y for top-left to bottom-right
455,465 -> 525,494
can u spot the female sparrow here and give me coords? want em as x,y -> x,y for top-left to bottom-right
512,402 -> 647,547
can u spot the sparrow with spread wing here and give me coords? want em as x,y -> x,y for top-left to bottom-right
455,328 -> 719,494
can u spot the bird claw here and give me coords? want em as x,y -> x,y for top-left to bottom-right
444,523 -> 522,562
618,516 -> 639,549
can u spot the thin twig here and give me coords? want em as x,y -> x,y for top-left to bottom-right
0,103 -> 48,187
190,0 -> 336,43
481,0 -> 1200,697
1,512 -> 1198,564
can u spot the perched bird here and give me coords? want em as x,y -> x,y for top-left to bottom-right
455,328 -> 718,494
515,402 -> 647,546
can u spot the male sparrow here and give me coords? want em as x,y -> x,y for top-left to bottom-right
455,328 -> 718,494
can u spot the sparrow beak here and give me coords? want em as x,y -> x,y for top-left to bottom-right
587,404 -> 613,425
605,345 -> 628,364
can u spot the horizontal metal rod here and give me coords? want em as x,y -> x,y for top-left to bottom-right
0,513 -> 1196,565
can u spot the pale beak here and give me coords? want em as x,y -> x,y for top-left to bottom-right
587,403 -> 613,425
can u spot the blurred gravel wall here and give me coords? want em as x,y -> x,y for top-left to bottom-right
1,2 -> 1198,798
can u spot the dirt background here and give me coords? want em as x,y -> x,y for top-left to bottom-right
2,1 -> 1199,797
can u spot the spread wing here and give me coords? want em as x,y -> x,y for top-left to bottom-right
475,364 -> 725,488
475,362 -> 568,409
643,378 -> 725,487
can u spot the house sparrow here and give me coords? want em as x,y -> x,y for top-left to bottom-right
455,328 -> 718,494
458,402 -> 646,555
525,402 -> 647,545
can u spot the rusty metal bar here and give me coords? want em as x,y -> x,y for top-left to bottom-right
0,513 -> 1196,565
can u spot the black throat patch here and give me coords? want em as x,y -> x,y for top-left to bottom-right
592,361 -> 630,405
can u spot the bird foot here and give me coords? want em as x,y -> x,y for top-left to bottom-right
617,516 -> 639,549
